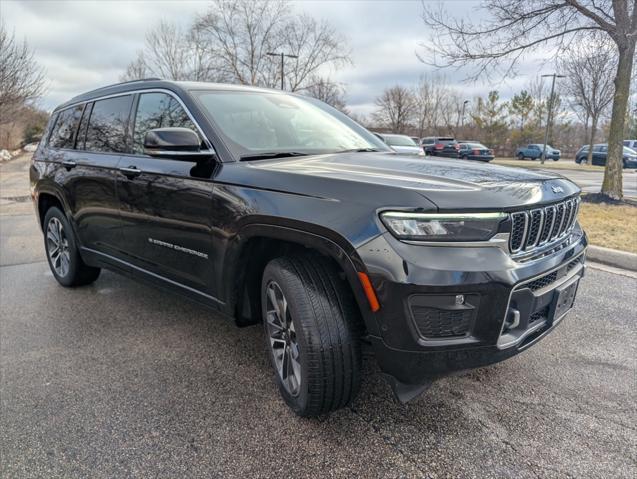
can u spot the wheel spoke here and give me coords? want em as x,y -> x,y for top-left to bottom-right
47,230 -> 59,246
266,286 -> 279,316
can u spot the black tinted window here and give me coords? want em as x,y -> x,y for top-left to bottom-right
85,95 -> 133,153
133,93 -> 198,154
49,105 -> 84,149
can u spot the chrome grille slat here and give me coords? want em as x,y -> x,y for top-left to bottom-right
509,197 -> 580,256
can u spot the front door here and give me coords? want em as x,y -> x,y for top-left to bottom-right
115,92 -> 217,295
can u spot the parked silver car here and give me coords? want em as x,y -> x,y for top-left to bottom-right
375,133 -> 423,155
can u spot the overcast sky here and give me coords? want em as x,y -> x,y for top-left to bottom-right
2,0 -> 551,115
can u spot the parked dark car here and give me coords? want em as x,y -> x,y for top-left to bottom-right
516,144 -> 561,161
576,144 -> 637,168
31,79 -> 587,416
421,136 -> 459,158
458,142 -> 495,162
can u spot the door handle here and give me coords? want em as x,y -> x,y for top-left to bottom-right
119,166 -> 142,179
62,160 -> 77,170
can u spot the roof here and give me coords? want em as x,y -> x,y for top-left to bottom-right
55,79 -> 286,111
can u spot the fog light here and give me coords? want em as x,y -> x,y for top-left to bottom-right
455,294 -> 465,305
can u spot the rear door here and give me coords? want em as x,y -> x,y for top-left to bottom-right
115,91 -> 217,293
49,95 -> 133,256
592,145 -> 607,165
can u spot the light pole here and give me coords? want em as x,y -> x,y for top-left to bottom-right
267,52 -> 299,90
540,73 -> 565,164
461,100 -> 469,129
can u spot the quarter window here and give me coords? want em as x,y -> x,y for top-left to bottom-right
48,105 -> 84,149
84,95 -> 133,153
132,93 -> 199,154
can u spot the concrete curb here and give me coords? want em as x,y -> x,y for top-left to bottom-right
587,245 -> 637,271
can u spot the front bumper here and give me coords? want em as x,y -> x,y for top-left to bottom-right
356,227 -> 587,401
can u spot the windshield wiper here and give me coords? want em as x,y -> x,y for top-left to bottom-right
240,151 -> 309,161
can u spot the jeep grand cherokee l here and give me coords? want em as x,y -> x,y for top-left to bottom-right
31,80 -> 587,417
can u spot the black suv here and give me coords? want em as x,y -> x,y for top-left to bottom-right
31,80 -> 587,416
421,136 -> 459,158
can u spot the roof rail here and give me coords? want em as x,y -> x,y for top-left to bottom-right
69,77 -> 163,101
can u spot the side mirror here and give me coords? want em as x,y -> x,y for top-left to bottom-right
143,127 -> 214,161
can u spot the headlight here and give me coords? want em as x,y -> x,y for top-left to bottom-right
380,212 -> 507,241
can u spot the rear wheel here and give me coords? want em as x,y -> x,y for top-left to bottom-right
44,207 -> 101,287
261,253 -> 362,417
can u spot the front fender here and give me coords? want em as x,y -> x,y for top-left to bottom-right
222,221 -> 382,336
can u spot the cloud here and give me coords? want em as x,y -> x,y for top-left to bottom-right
3,0 -> 550,114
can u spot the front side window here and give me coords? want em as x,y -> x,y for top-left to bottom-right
48,105 -> 84,149
192,90 -> 385,159
132,93 -> 198,154
84,95 -> 133,153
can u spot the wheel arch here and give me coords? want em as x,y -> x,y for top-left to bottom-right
224,223 -> 379,336
36,186 -> 70,230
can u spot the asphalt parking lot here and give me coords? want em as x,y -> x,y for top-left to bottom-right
1,155 -> 636,478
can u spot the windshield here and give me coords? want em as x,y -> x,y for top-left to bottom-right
383,135 -> 418,147
192,90 -> 386,159
625,146 -> 637,155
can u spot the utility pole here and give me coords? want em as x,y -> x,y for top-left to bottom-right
461,99 -> 469,129
267,52 -> 299,90
540,73 -> 565,164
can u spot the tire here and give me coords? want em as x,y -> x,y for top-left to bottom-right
261,253 -> 362,417
575,157 -> 582,164
462,155 -> 469,160
517,153 -> 524,160
43,207 -> 101,287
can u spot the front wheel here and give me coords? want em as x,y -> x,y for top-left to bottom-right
261,254 -> 362,417
517,153 -> 524,161
43,207 -> 101,287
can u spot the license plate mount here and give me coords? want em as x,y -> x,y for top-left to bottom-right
549,276 -> 580,324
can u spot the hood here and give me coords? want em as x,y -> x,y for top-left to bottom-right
245,152 -> 580,210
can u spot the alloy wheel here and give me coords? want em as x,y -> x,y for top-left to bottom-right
46,217 -> 71,277
265,280 -> 301,396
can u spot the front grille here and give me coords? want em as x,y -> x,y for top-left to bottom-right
526,271 -> 558,291
411,307 -> 473,338
509,197 -> 580,255
529,306 -> 549,324
408,293 -> 480,340
521,254 -> 584,293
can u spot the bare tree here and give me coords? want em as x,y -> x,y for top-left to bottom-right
303,76 -> 348,113
413,75 -> 448,137
0,23 -> 46,126
193,0 -> 285,87
280,14 -> 351,91
192,0 -> 350,90
559,35 -> 616,162
121,21 -> 221,82
373,85 -> 417,134
421,0 -> 637,200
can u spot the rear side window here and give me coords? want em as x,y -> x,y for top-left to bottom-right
48,105 -> 84,149
85,95 -> 133,153
132,93 -> 198,154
